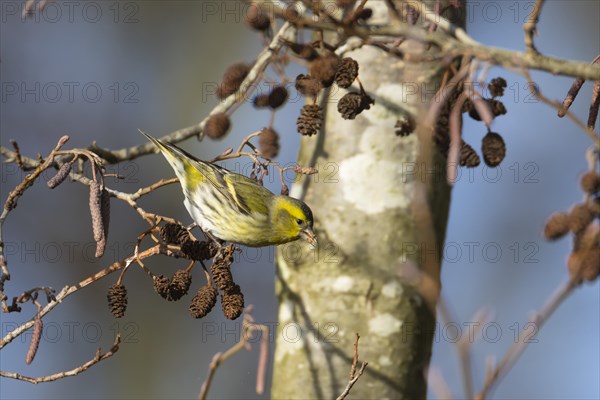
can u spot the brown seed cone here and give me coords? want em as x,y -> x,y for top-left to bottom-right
288,42 -> 319,61
334,57 -> 359,88
569,203 -> 594,234
295,74 -> 322,97
153,271 -> 192,302
543,212 -> 570,240
169,270 -> 192,301
310,54 -> 340,88
217,63 -> 250,99
153,275 -> 172,299
488,77 -> 507,98
211,254 -> 235,292
459,141 -> 481,167
338,93 -> 362,120
245,3 -> 270,31
181,239 -> 218,261
204,113 -> 231,140
107,284 -> 128,318
489,99 -> 507,116
259,128 -> 280,158
468,99 -> 507,120
160,223 -> 190,245
337,92 -> 374,120
189,284 -> 219,319
569,248 -> 600,282
297,104 -> 323,136
468,107 -> 481,121
253,93 -> 270,108
268,85 -> 288,109
580,171 -> 600,195
461,98 -> 474,113
47,161 -> 73,189
395,115 -> 416,137
221,284 -> 245,320
481,131 -> 506,167
25,316 -> 43,365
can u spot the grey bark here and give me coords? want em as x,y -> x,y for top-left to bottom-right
272,3 -> 464,398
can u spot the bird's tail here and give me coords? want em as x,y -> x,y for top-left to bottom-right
139,129 -> 191,180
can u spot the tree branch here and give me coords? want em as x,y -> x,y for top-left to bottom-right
279,15 -> 600,80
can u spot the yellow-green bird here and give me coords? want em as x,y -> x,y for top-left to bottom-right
141,131 -> 316,247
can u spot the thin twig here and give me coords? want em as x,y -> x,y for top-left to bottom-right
8,140 -> 24,169
437,300 -> 472,398
0,135 -> 70,312
521,69 -> 599,146
558,54 -> 600,117
0,334 -> 121,383
588,81 -> 600,129
559,77 -> 586,117
350,333 -> 359,380
0,145 -> 181,226
523,0 -> 545,54
438,300 -> 492,399
0,244 -> 176,349
475,277 -> 579,400
198,309 -> 269,400
256,328 -> 269,395
410,0 -> 478,45
425,61 -> 471,130
336,362 -> 368,400
336,332 -> 368,400
428,365 -> 454,400
129,178 -> 179,201
447,91 -> 468,184
464,62 -> 494,129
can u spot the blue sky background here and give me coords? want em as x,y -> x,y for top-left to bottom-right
1,1 -> 598,399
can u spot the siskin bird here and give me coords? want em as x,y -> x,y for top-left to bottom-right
141,131 -> 316,247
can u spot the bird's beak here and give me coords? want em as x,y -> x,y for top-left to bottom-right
300,228 -> 317,248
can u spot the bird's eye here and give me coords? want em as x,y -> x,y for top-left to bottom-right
296,218 -> 303,225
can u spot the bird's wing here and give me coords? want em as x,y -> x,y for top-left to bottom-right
190,160 -> 271,217
222,168 -> 271,217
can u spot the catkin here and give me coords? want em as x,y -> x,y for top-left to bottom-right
89,181 -> 104,243
25,316 -> 43,364
47,161 -> 73,189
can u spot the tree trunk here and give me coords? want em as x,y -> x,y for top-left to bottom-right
272,2 -> 464,398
